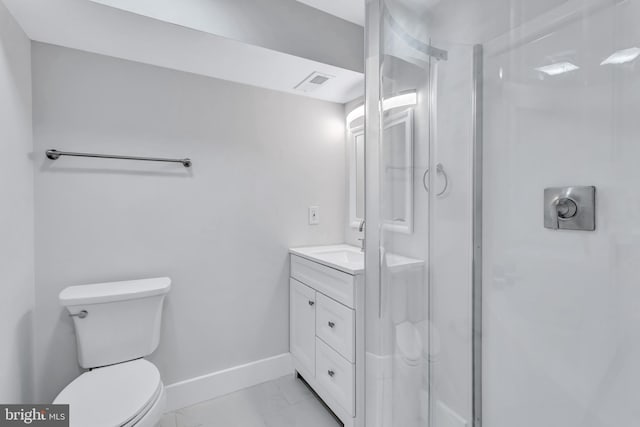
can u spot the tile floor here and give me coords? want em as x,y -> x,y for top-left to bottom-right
159,374 -> 343,427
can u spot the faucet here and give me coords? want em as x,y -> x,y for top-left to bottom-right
357,220 -> 365,252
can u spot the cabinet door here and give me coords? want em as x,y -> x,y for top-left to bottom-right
290,278 -> 316,376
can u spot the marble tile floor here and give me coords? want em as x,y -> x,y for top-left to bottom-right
159,374 -> 343,427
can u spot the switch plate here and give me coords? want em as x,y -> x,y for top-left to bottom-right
309,206 -> 320,225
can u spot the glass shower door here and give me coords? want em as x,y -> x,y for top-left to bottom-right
364,1 -> 474,426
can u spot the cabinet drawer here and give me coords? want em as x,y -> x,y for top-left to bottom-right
315,338 -> 355,416
316,293 -> 355,362
290,255 -> 355,308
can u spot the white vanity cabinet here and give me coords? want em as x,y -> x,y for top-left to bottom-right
289,247 -> 365,427
290,279 -> 316,376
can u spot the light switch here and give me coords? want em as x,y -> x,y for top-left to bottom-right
309,206 -> 320,225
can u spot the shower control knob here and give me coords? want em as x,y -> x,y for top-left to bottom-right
555,197 -> 578,219
551,197 -> 578,229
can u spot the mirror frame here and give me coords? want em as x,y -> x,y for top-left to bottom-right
348,109 -> 414,233
349,125 -> 365,228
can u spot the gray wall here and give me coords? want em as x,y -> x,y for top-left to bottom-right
32,43 -> 347,401
0,1 -> 34,403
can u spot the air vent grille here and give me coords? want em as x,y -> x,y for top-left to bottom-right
294,71 -> 334,93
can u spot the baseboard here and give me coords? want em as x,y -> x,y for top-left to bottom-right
164,352 -> 293,412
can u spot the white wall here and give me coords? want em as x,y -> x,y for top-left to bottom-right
0,0 -> 34,403
32,43 -> 347,401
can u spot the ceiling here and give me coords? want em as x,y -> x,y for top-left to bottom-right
3,0 -> 364,104
295,0 -> 364,26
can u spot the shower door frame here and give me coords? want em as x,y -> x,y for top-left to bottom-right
471,43 -> 484,427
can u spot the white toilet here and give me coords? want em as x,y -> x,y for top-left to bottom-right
53,277 -> 171,427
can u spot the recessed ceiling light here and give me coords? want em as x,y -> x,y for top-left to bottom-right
601,47 -> 640,65
535,62 -> 580,76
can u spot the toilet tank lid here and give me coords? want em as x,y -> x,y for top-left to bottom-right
59,277 -> 171,306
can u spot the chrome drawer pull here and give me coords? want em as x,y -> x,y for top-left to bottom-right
328,321 -> 335,328
328,370 -> 335,377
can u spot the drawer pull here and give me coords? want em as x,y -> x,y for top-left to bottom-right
328,321 -> 335,328
328,370 -> 335,377
308,300 -> 315,306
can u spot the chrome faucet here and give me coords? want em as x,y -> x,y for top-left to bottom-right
357,220 -> 365,252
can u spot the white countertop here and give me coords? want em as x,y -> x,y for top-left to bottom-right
290,244 -> 424,275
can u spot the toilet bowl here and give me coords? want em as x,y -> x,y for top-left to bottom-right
53,359 -> 165,427
55,277 -> 171,427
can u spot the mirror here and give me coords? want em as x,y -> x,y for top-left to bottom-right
349,126 -> 365,228
381,109 -> 413,233
349,108 -> 414,233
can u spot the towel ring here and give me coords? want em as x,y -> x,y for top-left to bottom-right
422,163 -> 448,196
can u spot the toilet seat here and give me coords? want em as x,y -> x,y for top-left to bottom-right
53,359 -> 162,427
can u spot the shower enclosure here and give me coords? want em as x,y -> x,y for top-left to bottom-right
363,0 -> 640,426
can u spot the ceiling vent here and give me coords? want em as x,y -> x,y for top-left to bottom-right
294,71 -> 334,93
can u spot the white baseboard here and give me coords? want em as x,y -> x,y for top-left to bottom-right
164,353 -> 293,412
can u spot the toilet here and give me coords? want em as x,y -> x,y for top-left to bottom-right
53,277 -> 171,427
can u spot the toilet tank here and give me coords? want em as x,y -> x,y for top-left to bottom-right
59,277 -> 171,369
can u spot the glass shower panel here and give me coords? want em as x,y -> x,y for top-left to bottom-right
367,0 -> 640,426
482,1 -> 640,425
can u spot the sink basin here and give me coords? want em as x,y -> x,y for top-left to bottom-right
312,247 -> 364,270
290,244 -> 424,275
290,245 -> 364,274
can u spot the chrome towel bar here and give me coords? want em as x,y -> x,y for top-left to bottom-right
46,149 -> 192,168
